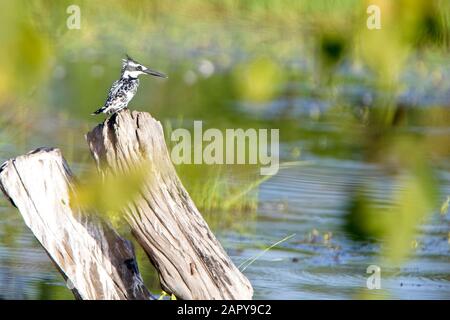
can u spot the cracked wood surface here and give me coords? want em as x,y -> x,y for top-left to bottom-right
86,110 -> 253,299
0,148 -> 151,300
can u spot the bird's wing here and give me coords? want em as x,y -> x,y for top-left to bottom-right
108,80 -> 121,97
101,79 -> 139,112
104,80 -> 123,106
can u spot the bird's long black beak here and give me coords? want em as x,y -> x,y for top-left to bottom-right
144,68 -> 167,78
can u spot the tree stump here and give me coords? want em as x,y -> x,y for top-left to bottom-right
86,110 -> 253,300
0,148 -> 151,300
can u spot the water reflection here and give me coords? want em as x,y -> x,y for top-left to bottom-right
229,159 -> 450,299
0,0 -> 449,300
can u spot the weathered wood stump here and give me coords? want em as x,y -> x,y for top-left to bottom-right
86,110 -> 253,299
0,148 -> 150,300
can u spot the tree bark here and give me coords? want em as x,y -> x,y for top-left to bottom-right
86,110 -> 253,300
0,147 -> 151,300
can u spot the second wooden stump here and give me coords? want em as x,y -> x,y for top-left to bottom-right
86,110 -> 253,300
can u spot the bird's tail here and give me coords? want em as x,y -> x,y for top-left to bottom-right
91,107 -> 105,115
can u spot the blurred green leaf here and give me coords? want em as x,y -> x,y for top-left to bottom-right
233,57 -> 282,103
71,162 -> 150,227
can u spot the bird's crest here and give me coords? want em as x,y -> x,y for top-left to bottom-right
122,54 -> 134,63
122,54 -> 135,67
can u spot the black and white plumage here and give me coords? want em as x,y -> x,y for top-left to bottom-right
92,55 -> 167,115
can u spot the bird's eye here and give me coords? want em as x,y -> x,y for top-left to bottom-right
137,66 -> 143,70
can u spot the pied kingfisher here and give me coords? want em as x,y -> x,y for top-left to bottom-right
92,55 -> 167,115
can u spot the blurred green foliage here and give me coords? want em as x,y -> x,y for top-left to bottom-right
0,0 -> 449,297
71,161 -> 150,229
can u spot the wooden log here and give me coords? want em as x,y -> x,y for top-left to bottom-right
86,110 -> 253,300
0,147 -> 151,300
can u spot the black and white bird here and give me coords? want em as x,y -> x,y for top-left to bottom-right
92,55 -> 167,115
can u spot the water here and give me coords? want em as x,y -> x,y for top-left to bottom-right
229,160 -> 450,299
1,145 -> 449,299
0,57 -> 449,300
